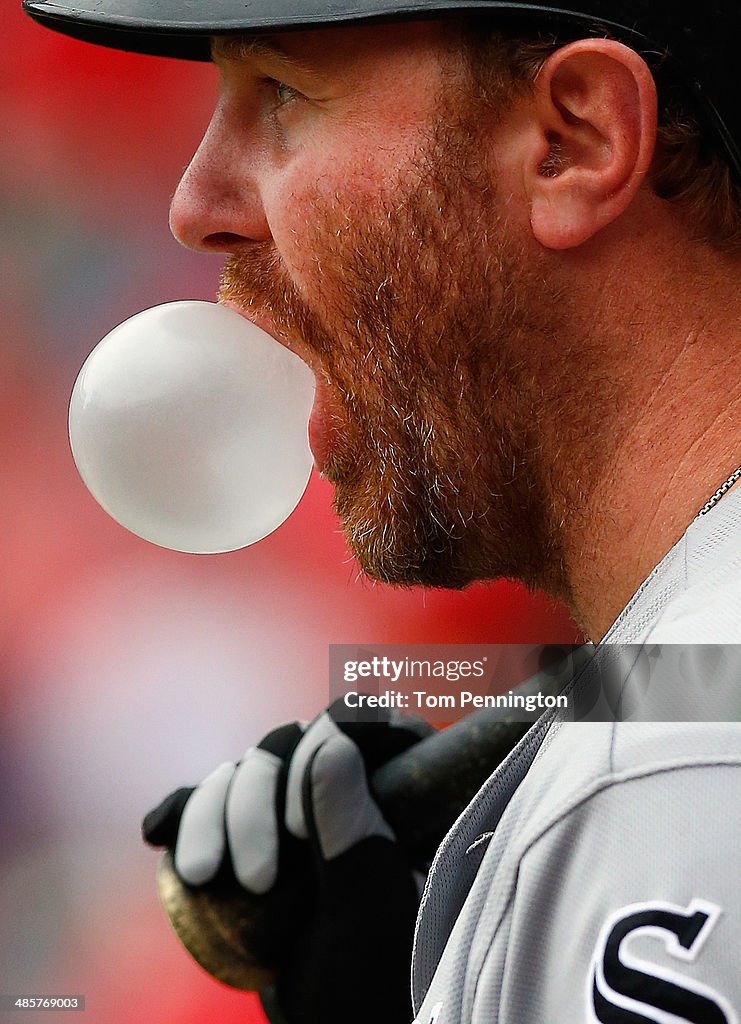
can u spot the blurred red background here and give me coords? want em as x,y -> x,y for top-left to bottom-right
1,6 -> 579,1021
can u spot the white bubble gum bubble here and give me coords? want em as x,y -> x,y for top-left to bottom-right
68,301 -> 315,553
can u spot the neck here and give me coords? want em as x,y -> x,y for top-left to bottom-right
535,232 -> 741,641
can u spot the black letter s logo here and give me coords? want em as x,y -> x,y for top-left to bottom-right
589,900 -> 738,1023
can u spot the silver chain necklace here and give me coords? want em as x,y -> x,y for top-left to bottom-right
695,465 -> 741,518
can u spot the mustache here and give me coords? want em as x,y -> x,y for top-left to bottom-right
217,236 -> 392,388
219,246 -> 310,343
218,244 -> 374,386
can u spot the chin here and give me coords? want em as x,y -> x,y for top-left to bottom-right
338,498 -> 479,590
353,544 -> 482,590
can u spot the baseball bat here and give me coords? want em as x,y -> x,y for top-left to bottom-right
155,645 -> 590,990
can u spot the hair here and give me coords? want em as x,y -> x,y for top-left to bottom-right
457,18 -> 741,252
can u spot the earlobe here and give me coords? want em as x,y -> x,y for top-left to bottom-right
527,40 -> 658,250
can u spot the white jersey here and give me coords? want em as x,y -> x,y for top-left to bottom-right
412,490 -> 741,1024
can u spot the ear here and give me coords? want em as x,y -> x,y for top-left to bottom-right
524,39 -> 657,250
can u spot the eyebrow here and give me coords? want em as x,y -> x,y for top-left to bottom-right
211,34 -> 319,79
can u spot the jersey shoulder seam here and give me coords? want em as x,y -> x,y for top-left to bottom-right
521,754 -> 741,859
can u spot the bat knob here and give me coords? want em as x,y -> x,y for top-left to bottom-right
156,850 -> 276,991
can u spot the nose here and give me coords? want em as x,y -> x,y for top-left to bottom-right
169,105 -> 272,252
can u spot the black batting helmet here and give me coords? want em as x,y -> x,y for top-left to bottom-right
22,0 -> 741,181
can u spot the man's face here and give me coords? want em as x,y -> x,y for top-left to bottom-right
170,22 -> 562,592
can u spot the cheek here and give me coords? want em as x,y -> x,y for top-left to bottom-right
261,129 -> 423,294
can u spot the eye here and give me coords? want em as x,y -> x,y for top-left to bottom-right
267,78 -> 300,109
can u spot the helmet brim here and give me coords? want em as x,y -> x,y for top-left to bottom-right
21,1 -> 637,61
